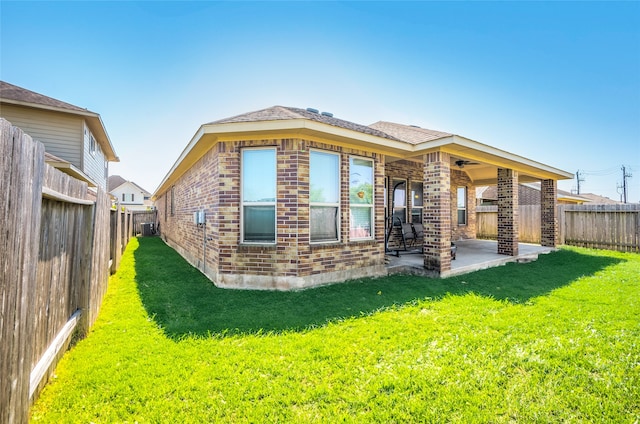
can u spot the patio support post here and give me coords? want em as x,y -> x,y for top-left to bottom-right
422,151 -> 451,273
540,179 -> 558,247
497,168 -> 519,256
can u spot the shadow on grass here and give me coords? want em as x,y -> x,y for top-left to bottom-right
133,237 -> 621,338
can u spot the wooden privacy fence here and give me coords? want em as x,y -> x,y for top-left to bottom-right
558,204 -> 640,252
477,205 -> 541,243
477,204 -> 640,252
0,119 -> 132,423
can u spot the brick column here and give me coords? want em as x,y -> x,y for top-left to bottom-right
423,152 -> 451,273
540,179 -> 558,247
497,168 -> 519,256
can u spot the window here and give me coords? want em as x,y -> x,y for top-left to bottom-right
411,181 -> 423,224
349,157 -> 374,239
122,193 -> 125,202
310,150 -> 340,242
170,186 -> 175,216
242,148 -> 276,243
90,134 -> 96,156
131,193 -> 135,202
457,186 -> 467,225
392,179 -> 407,223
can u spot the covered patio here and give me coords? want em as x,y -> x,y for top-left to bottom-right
385,239 -> 555,278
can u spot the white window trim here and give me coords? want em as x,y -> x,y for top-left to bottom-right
240,147 -> 277,245
310,149 -> 341,244
349,156 -> 375,241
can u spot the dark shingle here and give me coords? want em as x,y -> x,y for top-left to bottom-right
0,81 -> 91,113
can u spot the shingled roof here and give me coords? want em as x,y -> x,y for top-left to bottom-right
369,121 -> 452,144
210,106 -> 404,142
0,81 -> 91,113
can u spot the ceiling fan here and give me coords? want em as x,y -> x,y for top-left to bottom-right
455,159 -> 480,168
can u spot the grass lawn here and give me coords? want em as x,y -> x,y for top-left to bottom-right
31,237 -> 639,422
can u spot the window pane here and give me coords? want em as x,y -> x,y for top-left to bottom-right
411,182 -> 423,207
350,207 -> 372,238
411,208 -> 422,224
243,206 -> 275,242
458,209 -> 467,225
310,151 -> 339,203
349,158 -> 373,205
392,208 -> 406,223
310,206 -> 338,242
392,180 -> 406,208
243,149 -> 276,202
457,187 -> 466,208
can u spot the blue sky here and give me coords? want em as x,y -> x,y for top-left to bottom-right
1,1 -> 639,203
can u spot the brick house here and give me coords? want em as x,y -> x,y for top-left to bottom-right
153,106 -> 572,290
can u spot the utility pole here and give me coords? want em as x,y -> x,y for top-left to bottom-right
575,170 -> 585,195
621,165 -> 632,203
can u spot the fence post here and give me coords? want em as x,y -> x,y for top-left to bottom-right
0,119 -> 45,424
557,204 -> 566,245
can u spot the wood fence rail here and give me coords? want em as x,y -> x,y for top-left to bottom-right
477,204 -> 640,252
0,118 -> 133,423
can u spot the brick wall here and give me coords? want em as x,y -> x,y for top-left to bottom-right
423,152 -> 452,272
156,138 -> 386,290
540,179 -> 557,247
451,169 -> 476,240
384,160 -> 476,250
497,168 -> 519,256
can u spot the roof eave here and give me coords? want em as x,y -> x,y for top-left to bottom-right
1,98 -> 119,162
413,135 -> 573,181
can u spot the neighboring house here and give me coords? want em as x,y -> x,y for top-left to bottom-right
477,182 -> 589,205
0,81 -> 119,189
578,193 -> 624,205
154,106 -> 572,290
108,175 -> 153,211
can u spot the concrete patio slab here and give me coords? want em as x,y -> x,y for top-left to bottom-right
386,239 -> 555,278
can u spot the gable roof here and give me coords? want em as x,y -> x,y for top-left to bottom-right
0,81 -> 119,162
108,175 -> 127,192
211,106 -> 402,142
369,121 -> 452,144
108,175 -> 151,196
154,105 -> 573,197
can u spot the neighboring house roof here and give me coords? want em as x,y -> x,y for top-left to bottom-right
0,81 -> 119,162
108,175 -> 151,197
42,150 -> 98,187
108,175 -> 127,192
479,183 -> 589,204
578,193 -> 623,205
155,105 -> 573,197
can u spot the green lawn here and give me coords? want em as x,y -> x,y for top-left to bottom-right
31,237 -> 640,423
